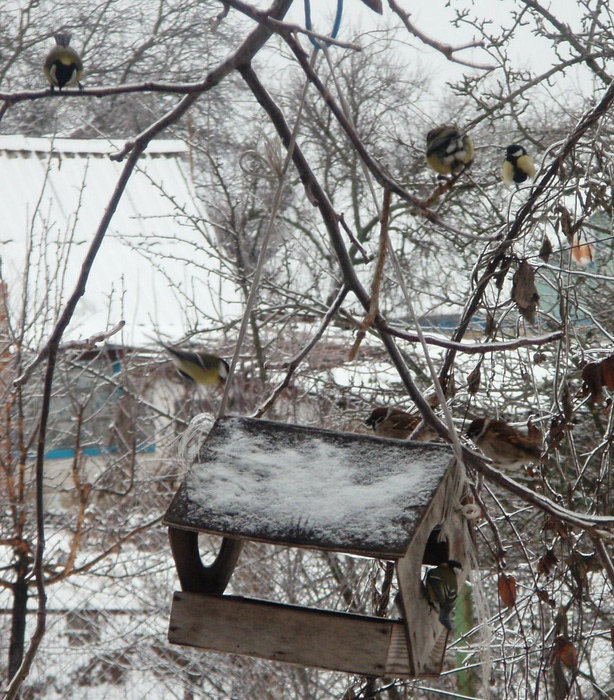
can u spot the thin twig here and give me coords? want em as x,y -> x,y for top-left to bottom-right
388,0 -> 495,70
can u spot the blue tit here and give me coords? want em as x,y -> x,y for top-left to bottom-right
163,344 -> 229,386
426,126 -> 474,176
503,144 -> 536,187
44,32 -> 83,90
424,560 -> 462,631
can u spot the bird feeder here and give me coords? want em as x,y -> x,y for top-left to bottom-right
164,416 -> 469,678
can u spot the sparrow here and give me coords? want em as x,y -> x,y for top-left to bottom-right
424,560 -> 462,631
163,344 -> 229,386
44,32 -> 84,91
465,418 -> 542,469
426,126 -> 474,176
503,144 -> 536,188
365,407 -> 420,440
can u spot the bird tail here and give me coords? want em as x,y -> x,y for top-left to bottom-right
438,607 -> 452,631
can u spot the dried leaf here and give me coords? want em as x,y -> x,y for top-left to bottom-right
527,419 -> 542,443
537,548 -> 559,576
571,234 -> 593,266
610,625 -> 614,651
566,551 -> 601,593
600,354 -> 614,390
498,574 -> 517,609
512,261 -> 539,325
539,235 -> 553,263
581,362 -> 603,403
533,352 -> 547,365
553,635 -> 578,671
558,205 -> 574,243
467,363 -> 481,395
537,588 -> 554,606
358,0 -> 383,13
547,416 -> 567,450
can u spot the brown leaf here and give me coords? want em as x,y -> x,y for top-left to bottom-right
571,234 -> 593,266
537,588 -> 554,606
558,205 -> 574,243
553,635 -> 578,671
566,551 -> 601,593
610,625 -> 614,651
539,235 -> 553,263
512,261 -> 539,325
358,0 -> 382,13
581,362 -> 603,403
533,352 -> 547,365
600,354 -> 614,390
498,574 -> 517,609
527,419 -> 542,443
537,548 -> 559,576
547,416 -> 567,450
467,363 -> 481,395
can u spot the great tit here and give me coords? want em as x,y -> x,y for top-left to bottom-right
466,418 -> 541,469
426,126 -> 474,176
163,344 -> 229,386
503,144 -> 536,187
44,32 -> 83,90
424,560 -> 462,631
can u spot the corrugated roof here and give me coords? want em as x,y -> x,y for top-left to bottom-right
0,136 -> 241,346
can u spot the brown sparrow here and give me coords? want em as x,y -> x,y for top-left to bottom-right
465,418 -> 541,469
365,407 -> 421,440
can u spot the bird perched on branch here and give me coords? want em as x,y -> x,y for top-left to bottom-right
465,418 -> 541,469
424,560 -> 462,631
44,32 -> 83,90
162,344 -> 229,386
503,144 -> 536,188
365,407 -> 420,440
426,126 -> 474,176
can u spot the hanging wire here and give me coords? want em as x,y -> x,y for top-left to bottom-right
304,0 -> 344,50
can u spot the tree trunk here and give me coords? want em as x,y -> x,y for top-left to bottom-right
8,571 -> 28,682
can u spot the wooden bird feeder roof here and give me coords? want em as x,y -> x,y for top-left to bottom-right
165,415 -> 455,559
164,416 -> 469,679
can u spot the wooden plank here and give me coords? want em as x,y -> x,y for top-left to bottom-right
164,416 -> 454,558
395,461 -> 469,677
168,592 -> 411,677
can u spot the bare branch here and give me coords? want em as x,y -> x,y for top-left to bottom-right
388,0 -> 496,70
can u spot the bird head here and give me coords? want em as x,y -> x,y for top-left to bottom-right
365,407 -> 388,429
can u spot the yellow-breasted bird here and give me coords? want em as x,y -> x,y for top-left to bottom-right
426,126 -> 474,176
163,344 -> 229,386
424,560 -> 462,631
503,144 -> 536,187
44,32 -> 83,90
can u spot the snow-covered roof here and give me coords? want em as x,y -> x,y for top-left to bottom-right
0,135 -> 242,346
165,416 -> 455,558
